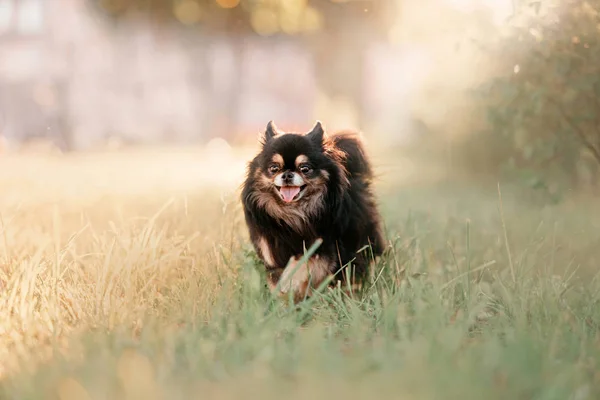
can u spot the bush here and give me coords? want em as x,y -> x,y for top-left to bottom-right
455,0 -> 600,200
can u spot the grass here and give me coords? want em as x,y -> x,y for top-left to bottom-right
0,145 -> 599,400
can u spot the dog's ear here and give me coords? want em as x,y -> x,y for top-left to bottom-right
306,121 -> 325,147
261,120 -> 279,145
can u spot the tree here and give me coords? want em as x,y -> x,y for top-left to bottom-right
459,0 -> 600,197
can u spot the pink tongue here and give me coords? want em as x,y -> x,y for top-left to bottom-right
280,186 -> 301,202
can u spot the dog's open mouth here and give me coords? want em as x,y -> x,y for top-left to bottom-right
278,185 -> 307,203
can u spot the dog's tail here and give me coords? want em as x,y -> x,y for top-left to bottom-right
330,131 -> 373,180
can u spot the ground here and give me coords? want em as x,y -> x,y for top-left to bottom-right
0,144 -> 599,400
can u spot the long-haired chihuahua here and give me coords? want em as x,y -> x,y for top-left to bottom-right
241,121 -> 385,303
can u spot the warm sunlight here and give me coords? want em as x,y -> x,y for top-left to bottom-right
445,0 -> 514,25
1,0 -> 600,398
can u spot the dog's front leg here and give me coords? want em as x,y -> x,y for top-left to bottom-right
273,254 -> 332,303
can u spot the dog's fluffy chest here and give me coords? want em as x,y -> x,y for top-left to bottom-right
259,229 -> 323,267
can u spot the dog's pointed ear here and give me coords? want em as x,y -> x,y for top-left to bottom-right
261,120 -> 279,145
306,121 -> 325,146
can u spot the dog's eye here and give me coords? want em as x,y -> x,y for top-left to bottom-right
299,165 -> 311,174
269,165 -> 280,174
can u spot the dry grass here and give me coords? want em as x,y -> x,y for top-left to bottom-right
0,145 -> 599,400
0,146 -> 247,377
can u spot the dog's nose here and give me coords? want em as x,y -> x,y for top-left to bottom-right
282,171 -> 294,183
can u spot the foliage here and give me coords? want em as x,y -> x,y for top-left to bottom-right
464,0 -> 600,198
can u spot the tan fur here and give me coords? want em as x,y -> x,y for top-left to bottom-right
276,250 -> 332,303
258,237 -> 275,267
323,140 -> 350,188
271,154 -> 283,166
277,257 -> 309,302
295,155 -> 309,166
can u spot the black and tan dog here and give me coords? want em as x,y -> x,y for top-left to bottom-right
241,121 -> 385,303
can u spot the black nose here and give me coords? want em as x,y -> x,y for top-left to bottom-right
282,171 -> 294,183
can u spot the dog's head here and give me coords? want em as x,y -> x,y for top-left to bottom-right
258,120 -> 331,204
245,121 -> 345,227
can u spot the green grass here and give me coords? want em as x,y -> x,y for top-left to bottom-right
0,150 -> 599,400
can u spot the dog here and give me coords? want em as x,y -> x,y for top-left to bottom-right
240,120 -> 385,303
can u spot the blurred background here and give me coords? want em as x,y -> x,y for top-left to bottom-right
0,0 -> 599,202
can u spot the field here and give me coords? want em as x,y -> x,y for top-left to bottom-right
0,143 -> 599,400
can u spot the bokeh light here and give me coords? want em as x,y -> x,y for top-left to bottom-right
279,0 -> 306,34
174,0 -> 204,25
216,0 -> 240,9
250,7 -> 280,36
300,6 -> 323,33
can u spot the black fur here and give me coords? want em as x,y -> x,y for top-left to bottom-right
241,121 -> 385,297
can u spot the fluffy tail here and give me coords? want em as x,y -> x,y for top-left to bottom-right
330,131 -> 374,180
330,130 -> 386,259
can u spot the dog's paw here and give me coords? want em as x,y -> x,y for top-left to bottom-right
277,257 -> 310,301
